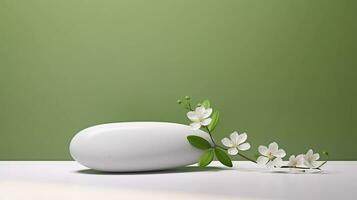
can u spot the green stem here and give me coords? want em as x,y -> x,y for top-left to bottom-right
317,160 -> 327,168
280,165 -> 322,170
187,101 -> 193,111
215,145 -> 257,163
238,152 -> 257,163
204,126 -> 216,147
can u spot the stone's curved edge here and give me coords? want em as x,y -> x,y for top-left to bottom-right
69,122 -> 212,172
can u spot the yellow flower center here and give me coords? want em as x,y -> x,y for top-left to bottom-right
267,152 -> 274,159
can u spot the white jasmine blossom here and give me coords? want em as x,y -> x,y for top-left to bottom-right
304,149 -> 320,168
288,154 -> 305,167
257,142 -> 286,168
221,131 -> 251,155
186,106 -> 212,129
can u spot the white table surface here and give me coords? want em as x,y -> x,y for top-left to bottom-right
0,161 -> 356,200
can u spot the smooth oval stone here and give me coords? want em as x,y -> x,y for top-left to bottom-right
69,122 -> 212,172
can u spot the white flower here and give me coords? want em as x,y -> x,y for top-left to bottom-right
257,142 -> 286,168
304,149 -> 320,168
221,131 -> 251,155
186,106 -> 212,129
288,154 -> 304,167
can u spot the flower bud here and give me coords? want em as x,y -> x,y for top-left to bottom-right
177,99 -> 182,104
184,96 -> 190,100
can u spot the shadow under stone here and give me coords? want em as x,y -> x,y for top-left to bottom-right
74,166 -> 228,175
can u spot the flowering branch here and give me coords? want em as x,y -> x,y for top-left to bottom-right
177,96 -> 328,171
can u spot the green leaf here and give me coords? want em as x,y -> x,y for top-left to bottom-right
201,99 -> 211,108
199,149 -> 214,167
214,148 -> 233,167
208,111 -> 219,132
187,135 -> 212,150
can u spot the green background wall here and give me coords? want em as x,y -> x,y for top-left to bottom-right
0,0 -> 356,160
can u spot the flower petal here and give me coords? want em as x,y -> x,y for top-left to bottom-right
202,108 -> 213,118
272,157 -> 283,168
186,111 -> 199,121
288,155 -> 296,166
221,138 -> 233,147
189,122 -> 201,130
306,149 -> 313,157
296,154 -> 305,166
230,131 -> 239,145
195,106 -> 206,117
237,132 -> 247,144
257,156 -> 269,166
228,148 -> 238,155
296,154 -> 304,160
304,160 -> 313,168
273,149 -> 286,158
289,155 -> 295,161
201,118 -> 212,126
268,142 -> 279,153
312,153 -> 320,161
258,145 -> 268,156
266,161 -> 275,168
310,161 -> 319,168
238,143 -> 250,151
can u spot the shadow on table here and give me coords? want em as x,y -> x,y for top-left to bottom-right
74,166 -> 229,175
267,170 -> 329,175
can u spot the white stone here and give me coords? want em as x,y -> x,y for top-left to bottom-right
69,122 -> 212,172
